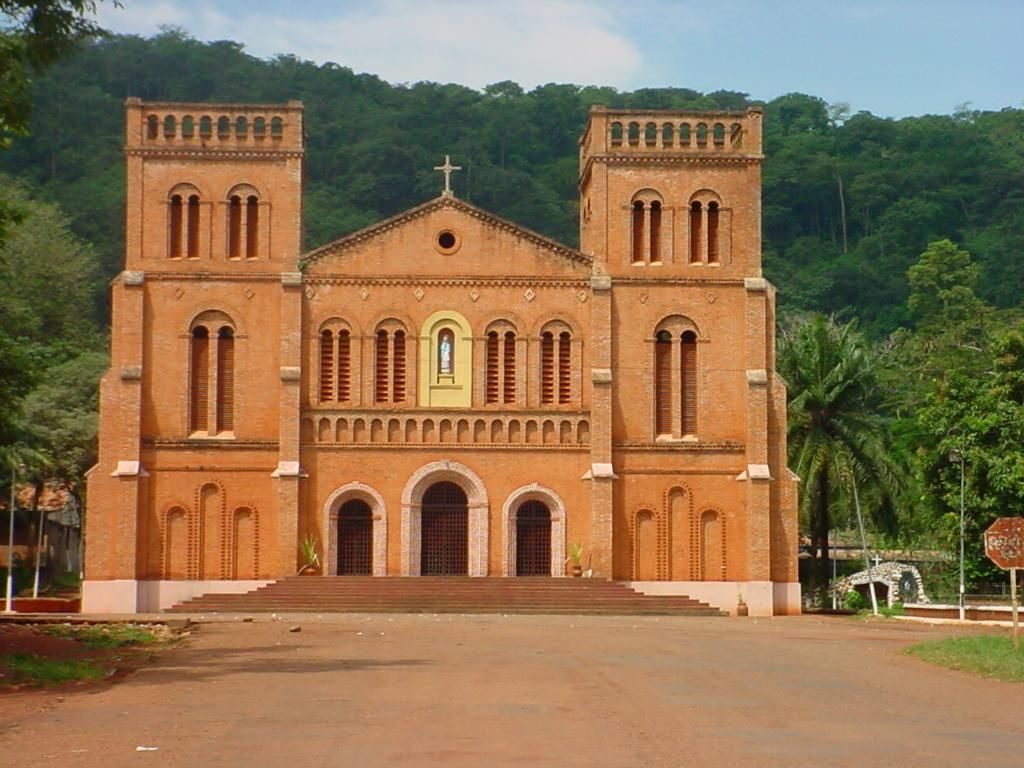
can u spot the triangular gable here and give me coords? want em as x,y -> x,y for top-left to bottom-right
300,195 -> 591,273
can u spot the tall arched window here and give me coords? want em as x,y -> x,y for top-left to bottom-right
169,186 -> 201,259
655,330 -> 672,435
689,201 -> 702,264
226,186 -> 261,260
186,195 -> 200,258
319,325 -> 352,404
485,324 -> 518,405
653,318 -> 699,439
216,327 -> 235,432
630,191 -> 664,265
189,313 -> 237,436
169,195 -> 183,258
706,202 -> 719,264
540,324 -> 573,406
680,331 -> 698,435
190,327 -> 210,432
374,324 -> 407,404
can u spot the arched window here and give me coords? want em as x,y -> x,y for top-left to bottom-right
182,115 -> 195,138
649,201 -> 662,263
696,123 -> 709,147
644,122 -> 657,146
627,122 -> 640,146
253,117 -> 266,137
319,325 -> 351,403
217,116 -> 231,138
707,202 -> 719,264
163,115 -> 176,138
713,122 -> 726,146
228,195 -> 242,258
216,327 -> 234,432
652,318 -> 700,439
689,192 -> 724,265
189,313 -> 237,436
187,195 -> 200,259
689,202 -> 703,264
661,122 -> 674,146
485,325 -> 518,405
631,200 -> 645,264
169,195 -> 183,258
146,114 -> 159,140
655,330 -> 672,435
169,186 -> 202,259
681,331 -> 697,435
679,123 -> 691,146
190,327 -> 209,432
610,121 -> 623,146
235,115 -> 248,137
374,324 -> 407,403
631,191 -> 664,265
226,186 -> 261,260
540,325 -> 572,406
199,116 -> 212,139
503,330 -> 516,404
271,117 -> 283,137
246,196 -> 259,259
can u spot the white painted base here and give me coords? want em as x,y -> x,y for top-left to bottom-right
82,580 -> 271,613
627,580 -> 801,617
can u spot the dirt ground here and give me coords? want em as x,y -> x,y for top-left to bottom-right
0,613 -> 1020,767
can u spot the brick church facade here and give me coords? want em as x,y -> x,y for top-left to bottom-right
83,99 -> 800,615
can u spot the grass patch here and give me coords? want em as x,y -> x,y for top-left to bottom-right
1,654 -> 106,686
44,624 -> 161,649
906,636 -> 1024,682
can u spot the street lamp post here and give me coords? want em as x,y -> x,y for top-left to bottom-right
5,464 -> 15,613
949,448 -> 966,622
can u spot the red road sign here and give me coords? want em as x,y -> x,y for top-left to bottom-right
985,518 -> 1024,570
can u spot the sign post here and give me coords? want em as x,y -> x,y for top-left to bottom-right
984,517 -> 1024,651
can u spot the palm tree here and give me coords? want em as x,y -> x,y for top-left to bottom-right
779,315 -> 902,600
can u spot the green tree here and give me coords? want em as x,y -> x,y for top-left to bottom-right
779,315 -> 902,597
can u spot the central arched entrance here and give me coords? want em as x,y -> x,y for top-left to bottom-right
515,501 -> 551,576
420,481 -> 468,575
337,499 -> 373,575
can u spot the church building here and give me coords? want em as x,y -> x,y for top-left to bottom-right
83,99 -> 800,615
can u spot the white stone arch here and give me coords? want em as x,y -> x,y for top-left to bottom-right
323,482 -> 387,577
400,460 -> 489,576
501,483 -> 567,577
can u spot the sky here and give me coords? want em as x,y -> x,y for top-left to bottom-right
93,0 -> 1023,118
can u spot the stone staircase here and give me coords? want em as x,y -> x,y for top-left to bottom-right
168,576 -> 726,616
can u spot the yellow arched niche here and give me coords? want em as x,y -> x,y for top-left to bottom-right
418,310 -> 473,407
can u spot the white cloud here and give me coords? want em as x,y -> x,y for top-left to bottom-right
95,0 -> 642,90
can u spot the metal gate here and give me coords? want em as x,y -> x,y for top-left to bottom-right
420,481 -> 468,576
516,500 -> 551,576
338,499 -> 373,575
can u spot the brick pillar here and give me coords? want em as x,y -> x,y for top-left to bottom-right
744,278 -> 771,581
274,272 -> 304,576
589,274 -> 614,577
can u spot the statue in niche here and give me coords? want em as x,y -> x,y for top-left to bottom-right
439,331 -> 453,375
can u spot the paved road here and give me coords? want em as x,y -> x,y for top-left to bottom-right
1,614 -> 1020,767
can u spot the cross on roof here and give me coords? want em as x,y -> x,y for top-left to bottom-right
433,155 -> 462,197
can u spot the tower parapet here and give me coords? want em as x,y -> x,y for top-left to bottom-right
125,98 -> 304,156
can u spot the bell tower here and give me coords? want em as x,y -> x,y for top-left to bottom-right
578,106 -> 763,278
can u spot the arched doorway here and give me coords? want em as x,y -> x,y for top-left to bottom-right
515,501 -> 551,576
420,482 -> 468,575
337,499 -> 373,575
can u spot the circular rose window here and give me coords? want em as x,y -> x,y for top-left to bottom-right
435,229 -> 460,254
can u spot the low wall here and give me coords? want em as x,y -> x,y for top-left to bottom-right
83,579 -> 270,613
905,603 -> 1023,623
627,581 -> 801,617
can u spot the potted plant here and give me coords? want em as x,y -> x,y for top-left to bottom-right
567,543 -> 584,577
298,534 -> 321,575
